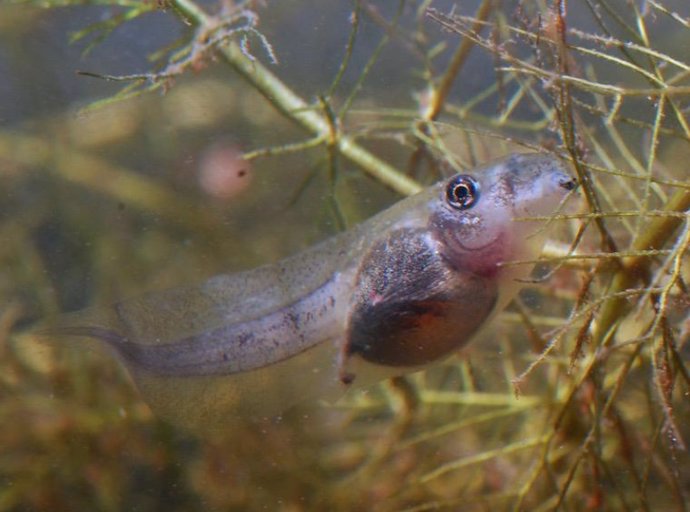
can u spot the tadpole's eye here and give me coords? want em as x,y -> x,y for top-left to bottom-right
446,175 -> 479,210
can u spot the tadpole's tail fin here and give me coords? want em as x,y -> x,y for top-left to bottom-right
38,324 -> 126,345
31,306 -> 129,354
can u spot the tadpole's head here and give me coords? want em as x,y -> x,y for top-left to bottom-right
431,153 -> 578,279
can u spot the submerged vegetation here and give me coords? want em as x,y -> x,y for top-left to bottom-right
0,0 -> 689,510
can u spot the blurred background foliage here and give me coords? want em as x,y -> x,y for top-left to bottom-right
0,0 -> 689,510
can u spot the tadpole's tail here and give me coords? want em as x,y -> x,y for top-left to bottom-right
38,324 -> 127,346
31,307 -> 130,353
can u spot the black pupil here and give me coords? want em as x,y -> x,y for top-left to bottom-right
446,176 -> 477,210
454,184 -> 469,200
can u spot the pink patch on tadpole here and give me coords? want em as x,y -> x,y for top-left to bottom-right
198,142 -> 252,199
457,231 -> 510,278
369,291 -> 384,305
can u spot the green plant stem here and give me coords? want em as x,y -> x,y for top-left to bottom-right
593,186 -> 690,345
405,0 -> 491,175
423,0 -> 492,121
171,0 -> 422,197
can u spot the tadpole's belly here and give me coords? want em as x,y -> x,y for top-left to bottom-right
346,228 -> 498,367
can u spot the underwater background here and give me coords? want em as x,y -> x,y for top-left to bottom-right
1,1 -> 689,510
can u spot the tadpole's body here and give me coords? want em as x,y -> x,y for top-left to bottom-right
49,153 -> 577,431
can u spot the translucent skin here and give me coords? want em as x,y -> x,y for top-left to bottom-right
47,153 -> 577,431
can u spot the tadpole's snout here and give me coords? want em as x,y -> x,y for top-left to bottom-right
544,162 -> 581,216
558,175 -> 578,191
